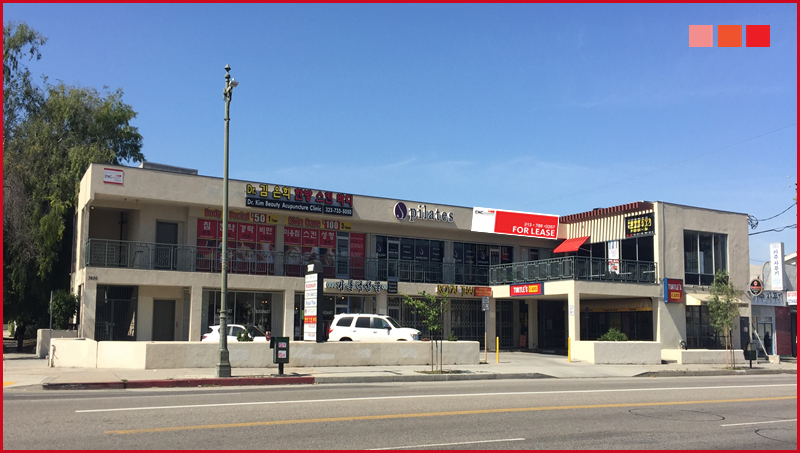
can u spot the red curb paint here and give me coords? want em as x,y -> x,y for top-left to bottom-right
43,376 -> 314,390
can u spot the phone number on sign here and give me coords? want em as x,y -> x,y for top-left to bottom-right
324,206 -> 353,216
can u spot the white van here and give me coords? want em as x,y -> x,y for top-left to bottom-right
328,314 -> 420,342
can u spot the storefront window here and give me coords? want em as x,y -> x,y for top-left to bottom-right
685,306 -> 726,349
684,231 -> 727,285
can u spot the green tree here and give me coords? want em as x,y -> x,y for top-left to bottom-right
402,291 -> 450,372
3,22 -> 144,324
707,270 -> 741,368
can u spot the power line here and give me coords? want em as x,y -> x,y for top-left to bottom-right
748,203 -> 797,230
748,224 -> 797,236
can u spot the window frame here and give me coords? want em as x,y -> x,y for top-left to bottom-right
683,231 -> 728,286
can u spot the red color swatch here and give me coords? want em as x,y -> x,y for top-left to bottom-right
718,25 -> 742,47
746,25 -> 770,47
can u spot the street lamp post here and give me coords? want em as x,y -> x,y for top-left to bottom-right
216,64 -> 239,378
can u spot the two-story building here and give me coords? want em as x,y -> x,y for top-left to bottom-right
71,162 -> 751,363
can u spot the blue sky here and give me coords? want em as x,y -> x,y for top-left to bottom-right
3,3 -> 797,263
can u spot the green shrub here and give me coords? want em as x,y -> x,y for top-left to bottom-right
447,332 -> 458,341
597,327 -> 628,341
236,330 -> 253,342
50,290 -> 79,330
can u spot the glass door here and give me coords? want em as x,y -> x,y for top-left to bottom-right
336,233 -> 350,279
387,238 -> 400,282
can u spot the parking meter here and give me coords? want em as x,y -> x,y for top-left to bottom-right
272,336 -> 289,375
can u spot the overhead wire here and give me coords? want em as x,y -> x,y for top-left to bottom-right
748,224 -> 797,236
748,203 -> 797,230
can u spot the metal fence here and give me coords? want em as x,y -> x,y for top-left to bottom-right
489,256 -> 657,285
86,239 -> 657,286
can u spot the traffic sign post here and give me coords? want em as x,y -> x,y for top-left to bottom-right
482,296 -> 489,363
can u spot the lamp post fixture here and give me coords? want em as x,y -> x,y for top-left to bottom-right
216,64 -> 239,378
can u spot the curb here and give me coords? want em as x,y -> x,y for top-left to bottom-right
42,376 -> 314,391
635,369 -> 797,378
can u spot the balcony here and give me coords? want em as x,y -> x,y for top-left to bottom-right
489,256 -> 658,285
84,239 -> 489,284
84,240 -> 655,286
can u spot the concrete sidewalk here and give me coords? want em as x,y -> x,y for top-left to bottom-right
3,351 -> 796,391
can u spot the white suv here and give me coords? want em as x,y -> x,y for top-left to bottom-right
328,314 -> 420,342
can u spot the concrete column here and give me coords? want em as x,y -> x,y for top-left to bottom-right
528,299 -> 538,350
282,290 -> 295,340
513,300 -> 520,347
375,292 -> 388,315
80,282 -> 97,340
487,297 -> 497,351
443,300 -> 452,339
567,288 -> 580,342
188,285 -> 204,341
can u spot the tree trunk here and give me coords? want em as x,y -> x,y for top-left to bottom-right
724,326 -> 729,368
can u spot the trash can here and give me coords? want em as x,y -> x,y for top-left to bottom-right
744,342 -> 757,368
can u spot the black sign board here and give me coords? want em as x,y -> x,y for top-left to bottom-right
387,281 -> 398,294
749,278 -> 764,296
625,213 -> 655,238
400,238 -> 414,261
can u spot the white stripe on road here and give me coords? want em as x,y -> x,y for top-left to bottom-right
721,418 -> 797,427
370,438 -> 526,450
75,383 -> 796,413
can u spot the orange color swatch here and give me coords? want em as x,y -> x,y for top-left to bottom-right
718,25 -> 742,47
689,25 -> 713,47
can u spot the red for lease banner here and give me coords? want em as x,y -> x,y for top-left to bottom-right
472,207 -> 559,239
494,210 -> 558,238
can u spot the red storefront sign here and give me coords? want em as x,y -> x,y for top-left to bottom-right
475,287 -> 492,298
284,227 -> 302,246
510,283 -> 543,297
302,229 -> 319,247
197,219 -> 217,239
256,224 -> 275,244
319,230 -> 336,247
664,278 -> 684,303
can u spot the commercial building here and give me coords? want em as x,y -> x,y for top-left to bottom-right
71,163 -> 753,362
749,247 -> 797,357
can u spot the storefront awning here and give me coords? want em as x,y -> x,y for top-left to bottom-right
553,236 -> 590,254
686,292 -> 712,306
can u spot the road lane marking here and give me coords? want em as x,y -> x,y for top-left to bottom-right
3,382 -> 15,387
105,396 -> 796,435
370,438 -> 526,449
77,384 -> 797,413
722,418 -> 797,427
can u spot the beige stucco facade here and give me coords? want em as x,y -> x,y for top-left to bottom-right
70,163 -> 751,366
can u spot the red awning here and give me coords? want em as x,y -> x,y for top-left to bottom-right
552,236 -> 590,254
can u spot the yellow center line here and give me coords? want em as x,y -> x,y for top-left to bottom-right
105,396 -> 796,435
3,382 -> 15,387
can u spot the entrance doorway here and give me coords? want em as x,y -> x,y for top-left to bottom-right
155,221 -> 178,270
152,300 -> 175,341
538,300 -> 566,351
756,317 -> 774,356
336,233 -> 350,278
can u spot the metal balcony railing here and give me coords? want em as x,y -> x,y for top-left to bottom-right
84,239 -> 489,283
489,256 -> 657,285
85,239 -> 656,285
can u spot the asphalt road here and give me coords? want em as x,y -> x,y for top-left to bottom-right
3,375 -> 796,450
